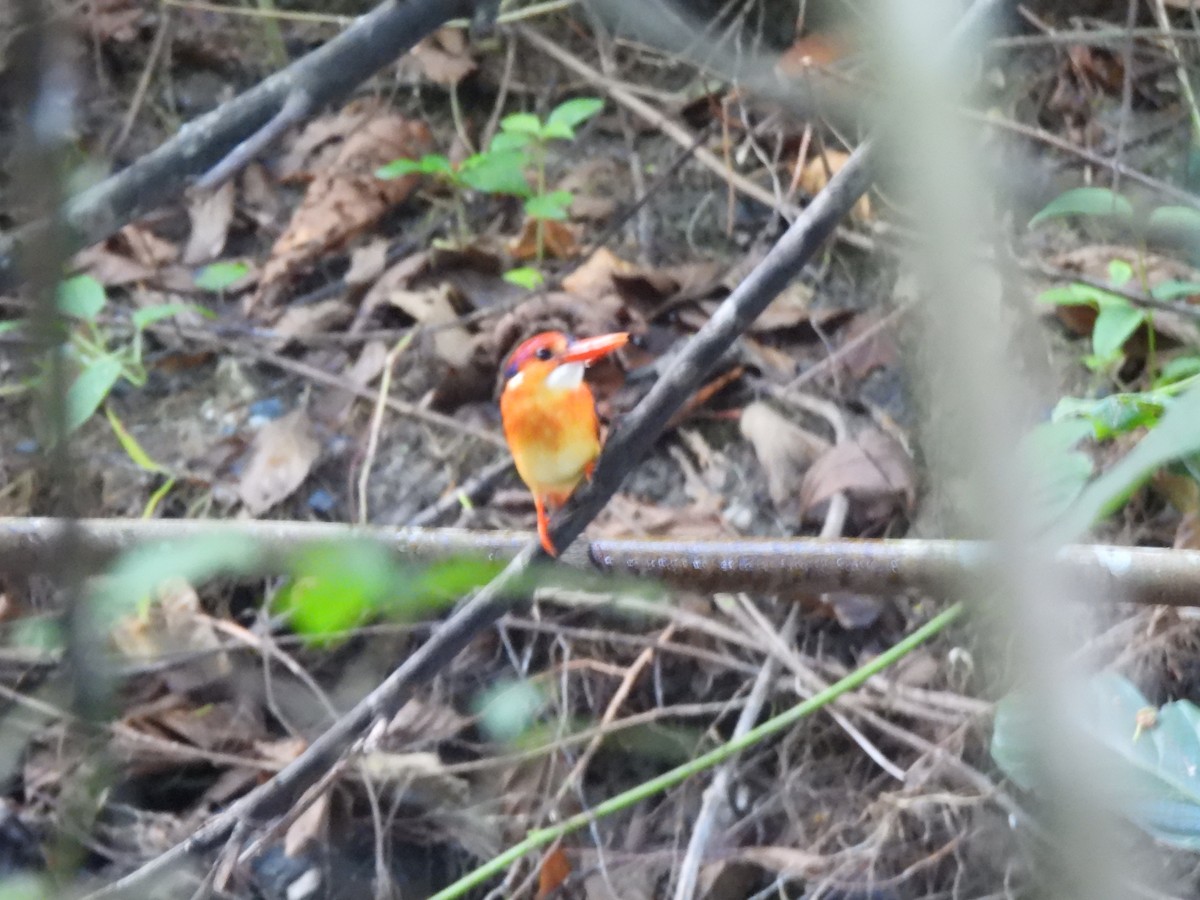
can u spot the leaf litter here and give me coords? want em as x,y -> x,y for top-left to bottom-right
12,6 -> 1200,899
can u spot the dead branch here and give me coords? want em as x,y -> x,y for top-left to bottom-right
3,517 -> 1195,608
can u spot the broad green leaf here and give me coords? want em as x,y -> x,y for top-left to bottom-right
194,261 -> 251,292
503,267 -> 545,290
993,673 -> 1200,849
1151,280 -> 1200,301
132,303 -> 195,331
65,356 -> 123,432
376,157 -> 423,179
105,403 -> 167,472
459,149 -> 530,196
1029,187 -> 1134,228
1091,297 -> 1145,361
523,190 -> 573,221
546,97 -> 604,131
488,131 -> 532,152
0,319 -> 25,335
1052,383 -> 1200,539
57,274 -> 106,320
499,112 -> 542,136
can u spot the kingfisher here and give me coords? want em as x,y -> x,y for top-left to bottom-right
500,330 -> 629,556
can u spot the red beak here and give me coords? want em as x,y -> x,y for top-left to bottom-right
558,332 -> 629,365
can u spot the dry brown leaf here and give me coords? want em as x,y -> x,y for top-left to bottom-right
109,579 -> 232,696
237,409 -> 321,515
387,698 -> 470,743
800,426 -> 916,524
254,108 -> 432,310
73,244 -> 156,288
735,845 -> 827,879
385,284 -> 473,367
183,180 -> 236,265
797,150 -> 872,222
740,401 -> 829,524
750,280 -> 814,332
356,752 -> 469,805
122,224 -> 178,268
344,238 -> 389,287
536,846 -> 572,900
835,311 -> 900,378
410,28 -> 477,85
562,247 -> 636,298
284,790 -> 329,857
270,298 -> 354,345
508,218 -> 580,262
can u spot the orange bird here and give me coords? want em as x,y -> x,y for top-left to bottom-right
500,330 -> 629,556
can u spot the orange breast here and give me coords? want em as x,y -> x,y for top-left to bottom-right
501,363 -> 601,504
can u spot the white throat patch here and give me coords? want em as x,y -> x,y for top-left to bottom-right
544,361 -> 586,391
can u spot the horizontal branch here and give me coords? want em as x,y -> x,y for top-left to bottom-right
2,517 -> 1195,607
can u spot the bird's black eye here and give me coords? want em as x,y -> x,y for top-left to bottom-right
534,347 -> 553,361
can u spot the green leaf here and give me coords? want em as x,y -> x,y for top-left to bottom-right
1108,258 -> 1133,287
499,112 -> 542,136
194,261 -> 251,292
1052,382 -> 1200,539
546,97 -> 604,131
376,154 -> 453,180
276,540 -> 403,641
65,356 -> 123,432
1147,205 -> 1200,241
523,190 -> 573,221
475,679 -> 545,743
57,274 -> 107,320
459,149 -> 530,196
1038,283 -> 1105,306
105,403 -> 167,473
1054,393 -> 1165,440
376,157 -> 422,179
993,673 -> 1200,850
1158,356 -> 1200,386
1091,297 -> 1146,361
1151,280 -> 1200,301
488,131 -> 533,152
1029,187 -> 1134,228
0,319 -> 25,335
503,267 -> 545,290
132,303 -> 196,331
538,122 -> 575,141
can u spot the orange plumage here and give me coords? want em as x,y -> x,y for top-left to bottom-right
500,330 -> 628,555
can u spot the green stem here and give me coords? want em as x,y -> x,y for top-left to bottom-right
427,602 -> 965,900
